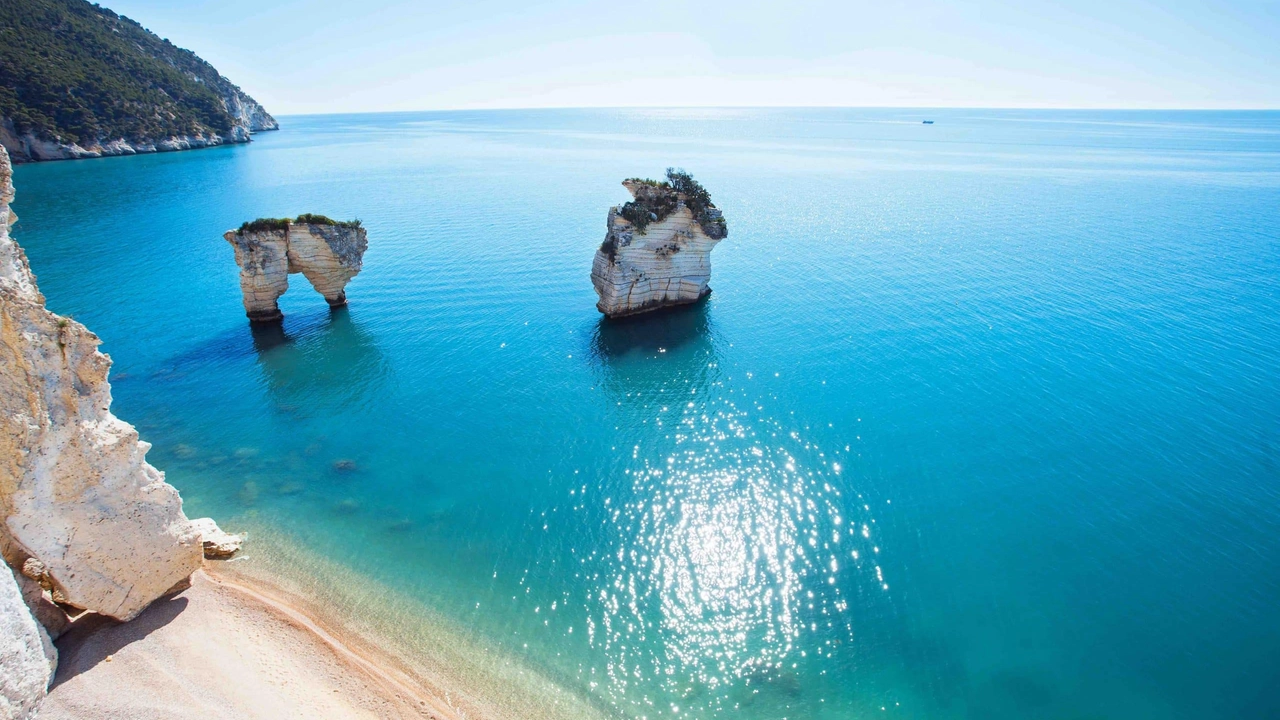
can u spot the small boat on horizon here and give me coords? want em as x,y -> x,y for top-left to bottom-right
923,120 -> 935,124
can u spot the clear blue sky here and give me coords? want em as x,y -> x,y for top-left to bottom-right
104,0 -> 1279,113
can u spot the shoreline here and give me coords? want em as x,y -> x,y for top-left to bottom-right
215,524 -> 614,720
42,567 -> 458,719
41,529 -> 613,720
206,567 -> 461,718
0,128 -> 277,164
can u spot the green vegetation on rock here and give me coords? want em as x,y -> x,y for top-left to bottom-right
0,0 -> 274,152
237,218 -> 292,234
618,168 -> 727,239
294,214 -> 363,229
237,216 -> 362,234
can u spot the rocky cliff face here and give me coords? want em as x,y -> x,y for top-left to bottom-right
0,146 -> 206,628
0,0 -> 278,163
221,90 -> 279,135
225,220 -> 368,322
224,226 -> 291,322
591,177 -> 727,318
0,87 -> 276,163
0,123 -> 259,163
1,562 -> 55,720
0,144 -> 246,718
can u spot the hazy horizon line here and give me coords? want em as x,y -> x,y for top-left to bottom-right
269,105 -> 1280,118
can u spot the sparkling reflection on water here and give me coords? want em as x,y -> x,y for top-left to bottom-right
14,109 -> 1280,720
585,308 -> 886,716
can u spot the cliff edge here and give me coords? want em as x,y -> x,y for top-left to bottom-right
1,146 -> 239,717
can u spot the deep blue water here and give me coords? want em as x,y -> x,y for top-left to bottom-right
10,108 -> 1280,719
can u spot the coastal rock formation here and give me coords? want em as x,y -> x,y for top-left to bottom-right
591,170 -> 727,318
0,125 -> 263,163
0,0 -> 277,163
190,517 -> 245,559
0,146 -> 205,622
1,562 -> 54,720
17,559 -> 69,640
224,224 -> 289,322
225,217 -> 368,322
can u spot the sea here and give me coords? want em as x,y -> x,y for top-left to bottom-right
10,108 -> 1280,719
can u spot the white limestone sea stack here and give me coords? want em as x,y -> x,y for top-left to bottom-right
591,169 -> 728,318
224,216 -> 368,322
0,146 -> 240,717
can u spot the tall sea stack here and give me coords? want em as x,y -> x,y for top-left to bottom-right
591,169 -> 727,318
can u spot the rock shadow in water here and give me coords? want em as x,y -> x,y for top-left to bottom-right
249,306 -> 389,413
141,307 -> 388,489
156,305 -> 349,372
586,298 -> 726,406
588,296 -> 714,361
247,318 -> 290,354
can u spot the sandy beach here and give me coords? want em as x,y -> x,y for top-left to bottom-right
41,569 -> 456,720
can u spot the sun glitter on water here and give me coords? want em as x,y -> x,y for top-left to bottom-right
582,345 -> 891,716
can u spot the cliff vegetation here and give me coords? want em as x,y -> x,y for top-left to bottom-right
294,213 -> 363,229
0,0 -> 275,158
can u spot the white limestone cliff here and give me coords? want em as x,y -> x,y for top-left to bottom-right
591,176 -> 728,318
224,226 -> 290,322
1,562 -> 54,720
0,119 -> 274,164
0,146 -> 221,623
222,90 -> 280,136
225,219 -> 368,322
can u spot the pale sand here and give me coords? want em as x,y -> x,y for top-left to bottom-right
41,569 -> 459,719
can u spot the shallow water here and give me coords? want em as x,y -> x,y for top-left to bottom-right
12,108 -> 1280,719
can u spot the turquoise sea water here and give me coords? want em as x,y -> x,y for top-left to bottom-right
11,109 -> 1280,719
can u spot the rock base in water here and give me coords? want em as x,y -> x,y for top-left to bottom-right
591,171 -> 727,318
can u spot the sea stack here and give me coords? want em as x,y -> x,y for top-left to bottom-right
591,169 -> 727,318
224,215 -> 367,322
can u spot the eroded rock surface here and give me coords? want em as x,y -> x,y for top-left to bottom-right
190,517 -> 244,559
591,173 -> 727,318
225,219 -> 367,322
0,146 -> 203,622
224,226 -> 290,322
17,559 -> 69,640
1,562 -> 54,720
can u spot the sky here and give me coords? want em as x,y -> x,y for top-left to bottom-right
103,0 -> 1280,113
